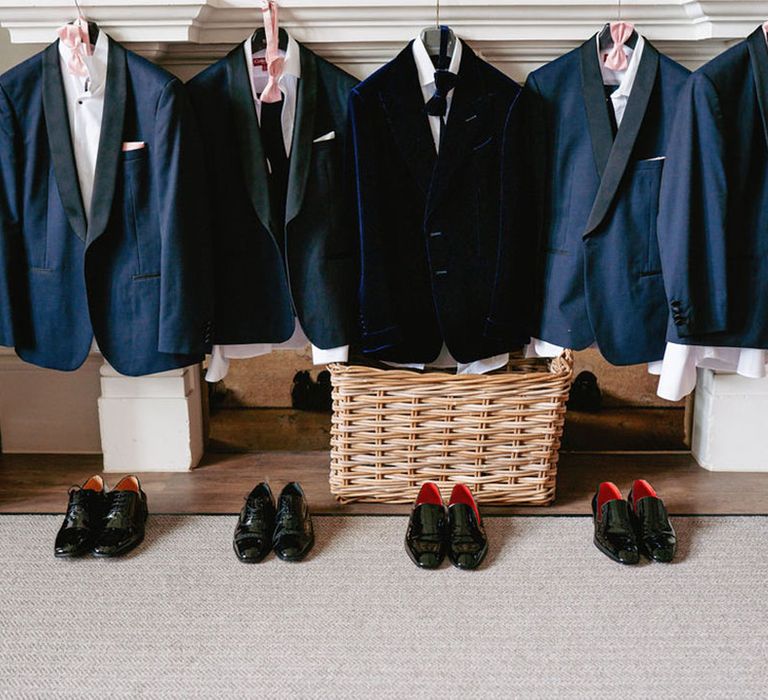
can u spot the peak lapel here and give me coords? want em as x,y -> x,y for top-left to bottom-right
226,45 -> 274,237
285,44 -> 317,226
380,43 -> 437,197
580,35 -> 614,179
87,37 -> 126,247
42,41 -> 88,243
584,40 -> 659,238
747,27 -> 768,151
427,42 -> 483,218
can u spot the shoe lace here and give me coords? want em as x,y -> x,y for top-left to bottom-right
276,498 -> 301,531
105,491 -> 133,520
243,496 -> 265,519
63,486 -> 91,524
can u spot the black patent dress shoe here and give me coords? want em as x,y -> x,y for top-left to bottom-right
405,482 -> 447,569
447,484 -> 488,570
91,476 -> 148,558
54,475 -> 106,558
628,479 -> 677,563
592,482 -> 639,565
273,482 -> 314,562
233,483 -> 276,563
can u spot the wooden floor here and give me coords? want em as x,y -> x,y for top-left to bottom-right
1,406 -> 763,516
2,450 -> 767,516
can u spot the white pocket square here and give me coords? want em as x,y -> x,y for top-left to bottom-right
122,141 -> 146,152
313,131 -> 335,143
641,156 -> 666,162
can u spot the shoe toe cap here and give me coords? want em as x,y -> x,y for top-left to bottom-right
415,551 -> 443,569
649,545 -> 675,563
617,547 -> 640,565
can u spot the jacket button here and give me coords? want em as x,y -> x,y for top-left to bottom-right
429,231 -> 443,238
671,301 -> 682,309
434,269 -> 448,276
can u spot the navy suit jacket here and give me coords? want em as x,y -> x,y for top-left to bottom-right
0,37 -> 212,376
349,41 -> 527,364
658,27 -> 768,348
186,42 -> 358,348
523,36 -> 689,365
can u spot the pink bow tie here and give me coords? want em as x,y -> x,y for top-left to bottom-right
57,21 -> 93,78
260,0 -> 284,104
603,22 -> 634,71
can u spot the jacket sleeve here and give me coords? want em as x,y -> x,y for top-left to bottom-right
657,72 -> 729,338
485,76 -> 543,342
152,78 -> 214,355
0,84 -> 20,347
348,88 -> 402,352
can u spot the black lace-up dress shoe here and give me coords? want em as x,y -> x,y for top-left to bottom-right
54,475 -> 106,558
233,483 -> 277,563
628,479 -> 677,563
447,484 -> 488,570
273,482 -> 314,562
405,482 -> 447,569
91,476 -> 148,558
592,482 -> 640,565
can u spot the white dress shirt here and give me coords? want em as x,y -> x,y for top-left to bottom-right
58,30 -> 109,221
59,30 -> 109,356
381,36 -> 508,376
525,35 -> 655,368
206,34 -> 349,383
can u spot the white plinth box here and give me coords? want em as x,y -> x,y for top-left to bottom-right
98,364 -> 205,473
0,349 -> 102,453
691,368 -> 768,472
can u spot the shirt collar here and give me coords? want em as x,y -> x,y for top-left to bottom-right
58,28 -> 109,95
597,33 -> 645,99
412,33 -> 463,87
243,31 -> 301,100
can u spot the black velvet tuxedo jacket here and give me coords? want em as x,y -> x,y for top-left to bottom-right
0,38 -> 212,376
186,43 -> 358,348
349,41 -> 527,364
658,27 -> 768,349
520,37 -> 689,365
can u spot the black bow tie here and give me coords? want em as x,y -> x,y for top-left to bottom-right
425,69 -> 458,118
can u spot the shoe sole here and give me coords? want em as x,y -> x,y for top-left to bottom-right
54,550 -> 89,559
91,534 -> 145,559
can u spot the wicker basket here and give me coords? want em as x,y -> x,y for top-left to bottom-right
328,351 -> 573,505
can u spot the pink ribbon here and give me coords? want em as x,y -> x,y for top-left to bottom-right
260,0 -> 284,104
603,21 -> 634,71
56,20 -> 93,78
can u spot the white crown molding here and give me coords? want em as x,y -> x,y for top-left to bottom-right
0,1 -> 762,75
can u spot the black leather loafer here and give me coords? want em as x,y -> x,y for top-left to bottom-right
233,482 -> 276,563
592,482 -> 639,565
405,482 -> 447,569
628,479 -> 677,563
273,482 -> 314,562
447,484 -> 487,570
55,475 -> 106,558
92,476 -> 148,558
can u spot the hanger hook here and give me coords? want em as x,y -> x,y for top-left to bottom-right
436,0 -> 440,27
73,0 -> 85,19
617,0 -> 621,22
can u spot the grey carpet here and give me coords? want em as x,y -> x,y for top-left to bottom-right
0,515 -> 766,699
